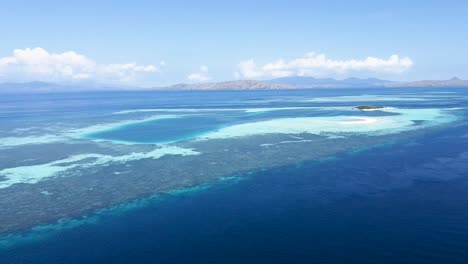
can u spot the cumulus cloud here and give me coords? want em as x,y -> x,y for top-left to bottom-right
235,52 -> 413,79
100,63 -> 159,82
188,65 -> 211,82
0,47 -> 159,83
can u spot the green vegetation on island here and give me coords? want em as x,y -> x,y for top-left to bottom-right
355,105 -> 386,110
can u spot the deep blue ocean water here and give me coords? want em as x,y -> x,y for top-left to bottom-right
1,88 -> 468,263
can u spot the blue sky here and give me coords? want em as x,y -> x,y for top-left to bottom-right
0,0 -> 467,86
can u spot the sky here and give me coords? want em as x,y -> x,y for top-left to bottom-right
0,0 -> 467,87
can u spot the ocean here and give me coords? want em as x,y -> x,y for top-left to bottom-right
0,88 -> 467,263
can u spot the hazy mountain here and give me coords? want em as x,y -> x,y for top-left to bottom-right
0,81 -> 138,93
158,77 -> 396,90
0,82 -> 63,93
159,77 -> 468,90
1,77 -> 468,93
159,80 -> 295,90
386,77 -> 468,88
266,76 -> 395,87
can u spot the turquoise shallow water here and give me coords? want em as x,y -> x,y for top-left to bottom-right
85,116 -> 227,144
1,88 -> 468,263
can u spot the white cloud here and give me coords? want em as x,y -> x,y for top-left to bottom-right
0,47 -> 159,83
188,65 -> 211,82
235,52 -> 413,79
100,63 -> 158,82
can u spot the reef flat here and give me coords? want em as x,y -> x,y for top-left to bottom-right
0,90 -> 466,243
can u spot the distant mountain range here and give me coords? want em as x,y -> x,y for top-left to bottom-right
163,80 -> 294,90
159,77 -> 468,90
265,76 -> 396,88
385,77 -> 468,88
1,77 -> 468,92
158,77 -> 396,90
0,81 -> 129,93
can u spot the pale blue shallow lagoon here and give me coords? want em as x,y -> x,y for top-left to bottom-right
85,116 -> 227,144
1,88 -> 468,263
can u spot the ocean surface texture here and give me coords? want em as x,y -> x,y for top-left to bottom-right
1,88 -> 468,263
